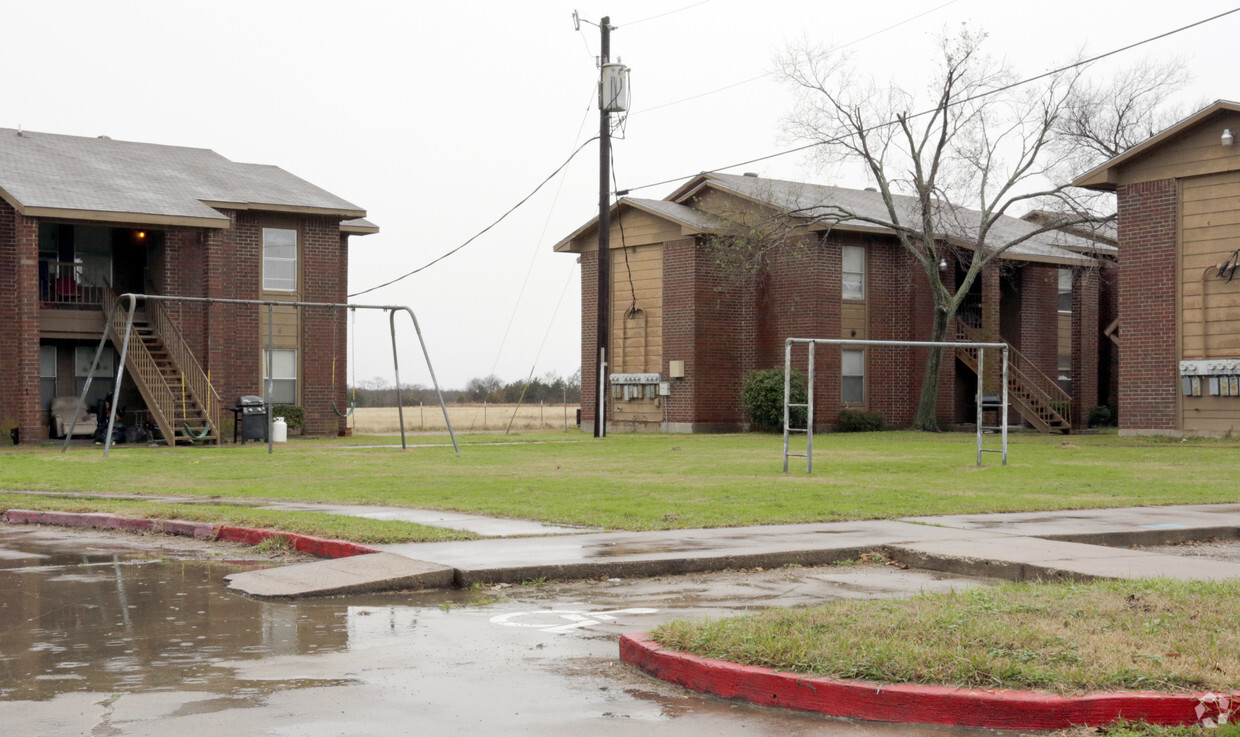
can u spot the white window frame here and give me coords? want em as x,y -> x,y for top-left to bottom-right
262,227 -> 298,292
842,349 -> 865,404
40,345 -> 58,410
1058,267 -> 1072,313
262,349 -> 298,405
842,245 -> 866,301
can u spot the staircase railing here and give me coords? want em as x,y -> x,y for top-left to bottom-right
149,299 -> 221,436
956,318 -> 1073,430
104,289 -> 176,439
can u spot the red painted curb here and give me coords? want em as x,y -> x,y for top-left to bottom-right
215,526 -> 379,558
620,634 -> 1237,730
3,510 -> 378,559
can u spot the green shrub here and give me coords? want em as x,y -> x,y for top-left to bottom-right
835,408 -> 885,432
741,368 -> 807,431
273,404 -> 305,430
1087,405 -> 1113,428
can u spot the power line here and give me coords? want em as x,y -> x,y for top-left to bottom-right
348,135 -> 600,298
621,6 -> 1240,195
623,0 -> 712,28
488,86 -> 597,378
631,0 -> 959,116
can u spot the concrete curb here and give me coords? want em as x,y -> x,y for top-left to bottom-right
619,633 -> 1233,730
2,509 -> 378,559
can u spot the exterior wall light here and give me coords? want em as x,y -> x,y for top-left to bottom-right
938,258 -> 948,271
1222,129 -> 1235,147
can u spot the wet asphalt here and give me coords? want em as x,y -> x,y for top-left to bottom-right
0,524 -> 1014,737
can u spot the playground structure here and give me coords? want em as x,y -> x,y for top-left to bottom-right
63,293 -> 459,457
783,337 -> 1009,472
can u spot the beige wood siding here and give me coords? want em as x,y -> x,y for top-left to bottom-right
577,210 -> 683,253
610,243 -> 663,424
1119,111 -> 1240,186
258,304 -> 299,350
1179,171 -> 1240,433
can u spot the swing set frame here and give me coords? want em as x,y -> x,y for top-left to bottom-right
64,293 -> 459,458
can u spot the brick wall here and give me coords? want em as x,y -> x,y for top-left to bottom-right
661,239 -> 694,426
1098,261 -> 1120,411
693,239 -> 758,425
201,211 -> 260,417
1016,264 -> 1059,380
1116,179 -> 1178,432
0,200 -> 41,442
754,234 -> 837,428
299,216 -> 348,436
1071,266 -> 1100,427
580,251 -> 599,427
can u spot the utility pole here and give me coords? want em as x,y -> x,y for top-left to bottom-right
594,15 -> 612,439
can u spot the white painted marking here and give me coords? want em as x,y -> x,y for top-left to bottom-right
490,608 -> 659,633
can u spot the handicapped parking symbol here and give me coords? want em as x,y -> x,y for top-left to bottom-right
489,608 -> 659,634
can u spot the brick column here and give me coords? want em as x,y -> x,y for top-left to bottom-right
0,202 -> 41,442
1117,179 -> 1178,433
661,239 -> 694,428
1071,267 -> 1100,429
580,251 -> 599,428
979,261 -> 1001,392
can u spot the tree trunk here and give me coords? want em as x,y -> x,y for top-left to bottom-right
912,306 -> 953,431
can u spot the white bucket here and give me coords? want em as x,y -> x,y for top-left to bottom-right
272,416 -> 288,443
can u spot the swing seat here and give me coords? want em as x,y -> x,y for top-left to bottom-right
331,401 -> 355,418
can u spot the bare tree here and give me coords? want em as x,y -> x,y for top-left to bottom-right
775,29 -> 1113,430
1054,56 -> 1197,167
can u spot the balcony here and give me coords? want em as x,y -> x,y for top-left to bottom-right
39,260 -> 109,308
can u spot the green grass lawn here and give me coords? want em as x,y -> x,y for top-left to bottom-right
651,578 -> 1240,694
2,430 -> 1239,531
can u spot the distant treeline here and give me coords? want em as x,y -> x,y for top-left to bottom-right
348,370 -> 581,407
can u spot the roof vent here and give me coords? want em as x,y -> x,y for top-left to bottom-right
97,135 -> 111,140
16,125 -> 23,138
864,187 -> 877,191
743,172 -> 758,177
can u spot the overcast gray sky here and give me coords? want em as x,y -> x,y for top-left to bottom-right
5,1 -> 1237,389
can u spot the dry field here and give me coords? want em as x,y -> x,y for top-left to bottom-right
350,403 -> 581,433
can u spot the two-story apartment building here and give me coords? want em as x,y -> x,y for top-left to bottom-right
0,128 -> 375,444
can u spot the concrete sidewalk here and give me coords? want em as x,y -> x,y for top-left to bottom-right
225,503 -> 1240,598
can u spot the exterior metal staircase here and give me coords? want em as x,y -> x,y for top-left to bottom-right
955,317 -> 1073,434
102,289 -> 221,445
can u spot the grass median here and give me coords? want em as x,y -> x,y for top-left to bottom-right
0,492 -> 476,544
650,578 -> 1240,695
3,431 -> 1240,530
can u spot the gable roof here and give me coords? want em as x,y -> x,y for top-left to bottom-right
0,128 -> 371,229
552,197 -> 718,252
676,172 -> 1101,266
1073,100 -> 1240,191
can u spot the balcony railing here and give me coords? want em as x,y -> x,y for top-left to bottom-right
40,260 -> 108,307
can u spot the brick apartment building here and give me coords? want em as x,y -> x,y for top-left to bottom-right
1076,100 -> 1240,436
0,128 -> 376,444
555,172 -> 1115,433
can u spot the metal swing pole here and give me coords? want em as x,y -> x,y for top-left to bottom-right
392,307 -> 459,454
102,294 -> 139,458
62,298 -> 122,452
266,302 -> 274,456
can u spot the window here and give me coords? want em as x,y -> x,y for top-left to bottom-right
263,228 -> 297,291
75,346 -> 116,409
262,349 -> 297,404
40,346 -> 58,411
1058,268 -> 1072,312
842,245 -> 865,300
842,349 -> 864,404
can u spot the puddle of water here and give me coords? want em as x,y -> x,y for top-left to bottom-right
0,528 -> 468,702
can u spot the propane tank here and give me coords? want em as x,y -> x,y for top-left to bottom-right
272,416 -> 288,443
